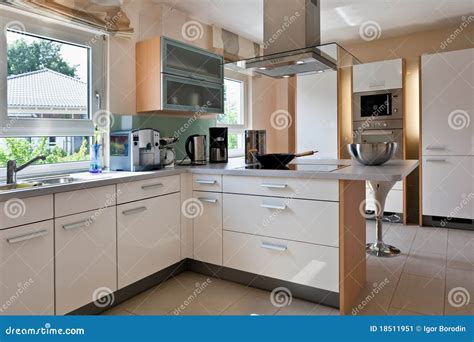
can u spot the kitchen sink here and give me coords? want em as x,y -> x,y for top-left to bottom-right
35,177 -> 77,185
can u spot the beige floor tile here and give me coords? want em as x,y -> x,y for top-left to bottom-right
391,273 -> 445,315
274,298 -> 338,316
101,306 -> 135,316
445,268 -> 474,303
169,300 -> 220,316
404,251 -> 446,279
447,241 -> 474,271
411,227 -> 448,255
448,229 -> 474,249
352,280 -> 396,316
221,292 -> 279,315
172,271 -> 216,290
444,301 -> 474,315
195,278 -> 250,312
387,307 -> 424,315
366,253 -> 407,283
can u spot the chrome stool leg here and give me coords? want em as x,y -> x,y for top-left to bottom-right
366,180 -> 400,257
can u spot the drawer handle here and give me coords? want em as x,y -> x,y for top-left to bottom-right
426,145 -> 446,150
426,159 -> 447,162
195,179 -> 217,185
122,206 -> 148,216
141,183 -> 163,190
261,203 -> 287,210
197,198 -> 218,203
260,183 -> 287,189
261,242 -> 287,252
63,219 -> 93,231
7,230 -> 48,244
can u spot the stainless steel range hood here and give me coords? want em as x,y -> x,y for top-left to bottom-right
228,0 -> 357,78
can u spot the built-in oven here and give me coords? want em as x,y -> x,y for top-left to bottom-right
353,88 -> 403,121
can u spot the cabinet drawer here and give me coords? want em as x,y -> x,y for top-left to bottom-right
0,220 -> 54,315
223,175 -> 339,201
223,194 -> 339,247
192,174 -> 222,192
193,191 -> 223,265
117,175 -> 180,204
223,231 -> 339,292
118,193 -> 181,288
55,185 -> 117,217
55,207 -> 117,314
422,156 -> 473,219
0,195 -> 53,230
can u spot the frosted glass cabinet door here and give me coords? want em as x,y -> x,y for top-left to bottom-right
162,37 -> 223,83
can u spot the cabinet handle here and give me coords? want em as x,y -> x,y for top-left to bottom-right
7,230 -> 48,244
260,183 -> 287,189
63,219 -> 92,231
141,183 -> 163,190
426,145 -> 446,150
197,198 -> 218,203
122,206 -> 148,216
195,179 -> 217,185
261,242 -> 287,252
426,159 -> 447,163
261,203 -> 287,210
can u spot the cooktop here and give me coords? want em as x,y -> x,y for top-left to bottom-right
238,164 -> 349,172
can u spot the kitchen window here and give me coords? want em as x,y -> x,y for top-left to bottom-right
218,72 -> 250,157
0,6 -> 106,175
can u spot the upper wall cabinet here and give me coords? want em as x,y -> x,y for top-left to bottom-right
353,59 -> 403,92
136,37 -> 224,114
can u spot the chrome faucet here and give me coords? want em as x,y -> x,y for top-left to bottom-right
6,156 -> 46,184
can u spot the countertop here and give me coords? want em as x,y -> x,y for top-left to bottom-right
0,158 -> 418,201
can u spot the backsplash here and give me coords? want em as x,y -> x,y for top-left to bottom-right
112,114 -> 217,161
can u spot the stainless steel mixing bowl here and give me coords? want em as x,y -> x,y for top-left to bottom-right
348,142 -> 398,166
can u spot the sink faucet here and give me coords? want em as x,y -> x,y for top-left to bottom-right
6,156 -> 46,184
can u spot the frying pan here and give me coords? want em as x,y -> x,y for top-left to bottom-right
253,150 -> 317,168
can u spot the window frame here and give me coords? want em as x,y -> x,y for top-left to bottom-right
0,5 -> 108,175
219,70 -> 251,157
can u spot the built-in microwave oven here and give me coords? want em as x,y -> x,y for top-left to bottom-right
353,88 -> 403,122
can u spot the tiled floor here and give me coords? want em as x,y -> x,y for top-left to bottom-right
104,222 -> 473,316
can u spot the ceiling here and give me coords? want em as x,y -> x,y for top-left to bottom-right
153,0 -> 473,44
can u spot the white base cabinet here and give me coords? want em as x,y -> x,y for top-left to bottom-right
422,156 -> 473,220
55,207 -> 117,315
0,220 -> 54,315
224,231 -> 339,292
118,192 -> 181,289
192,191 -> 223,265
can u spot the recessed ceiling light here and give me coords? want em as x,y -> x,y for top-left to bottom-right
296,60 -> 305,65
259,67 -> 267,70
282,75 -> 291,78
317,70 -> 324,73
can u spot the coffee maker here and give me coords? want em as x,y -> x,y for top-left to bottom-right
209,127 -> 228,163
110,128 -> 161,171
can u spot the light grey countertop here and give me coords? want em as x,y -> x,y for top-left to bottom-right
0,158 -> 418,201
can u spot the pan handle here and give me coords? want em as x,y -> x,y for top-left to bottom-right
294,150 -> 317,157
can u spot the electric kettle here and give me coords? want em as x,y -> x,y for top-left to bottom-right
185,134 -> 207,165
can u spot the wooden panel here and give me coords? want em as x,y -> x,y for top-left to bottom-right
136,37 -> 162,113
339,180 -> 366,315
